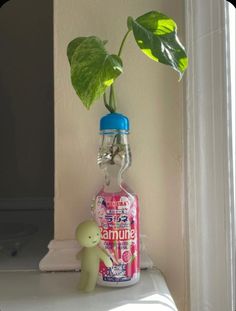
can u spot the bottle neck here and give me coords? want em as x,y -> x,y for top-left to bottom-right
98,131 -> 131,193
104,165 -> 122,193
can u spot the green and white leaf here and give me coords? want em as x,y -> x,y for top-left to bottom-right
68,36 -> 123,109
128,11 -> 188,79
67,37 -> 87,65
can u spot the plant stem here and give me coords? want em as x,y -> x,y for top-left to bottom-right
103,92 -> 114,113
104,30 -> 131,113
109,84 -> 116,112
118,30 -> 131,57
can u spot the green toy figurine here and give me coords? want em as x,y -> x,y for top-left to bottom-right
75,220 -> 113,292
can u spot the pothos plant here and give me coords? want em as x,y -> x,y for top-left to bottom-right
67,11 -> 188,113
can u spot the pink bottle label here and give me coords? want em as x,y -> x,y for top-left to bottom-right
93,190 -> 140,283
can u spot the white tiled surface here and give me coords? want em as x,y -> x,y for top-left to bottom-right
0,269 -> 178,311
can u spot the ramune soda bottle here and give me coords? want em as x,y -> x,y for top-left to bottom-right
92,113 -> 140,287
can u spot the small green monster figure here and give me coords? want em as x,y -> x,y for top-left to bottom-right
75,220 -> 112,292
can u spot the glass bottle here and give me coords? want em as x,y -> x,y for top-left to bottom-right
92,113 -> 140,287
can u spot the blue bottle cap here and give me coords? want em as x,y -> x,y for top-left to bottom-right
100,113 -> 129,132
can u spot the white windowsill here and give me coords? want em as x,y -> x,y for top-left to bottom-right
0,269 -> 178,311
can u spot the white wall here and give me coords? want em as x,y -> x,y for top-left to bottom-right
54,1 -> 186,310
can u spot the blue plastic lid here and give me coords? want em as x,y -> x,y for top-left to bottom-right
100,113 -> 129,132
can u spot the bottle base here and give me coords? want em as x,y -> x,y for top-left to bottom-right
97,272 -> 140,288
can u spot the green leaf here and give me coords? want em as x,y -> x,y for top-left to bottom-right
70,36 -> 123,109
129,11 -> 188,79
67,37 -> 87,65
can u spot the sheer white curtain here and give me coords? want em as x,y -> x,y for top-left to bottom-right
184,0 -> 235,310
228,1 -> 235,227
228,2 -> 236,309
